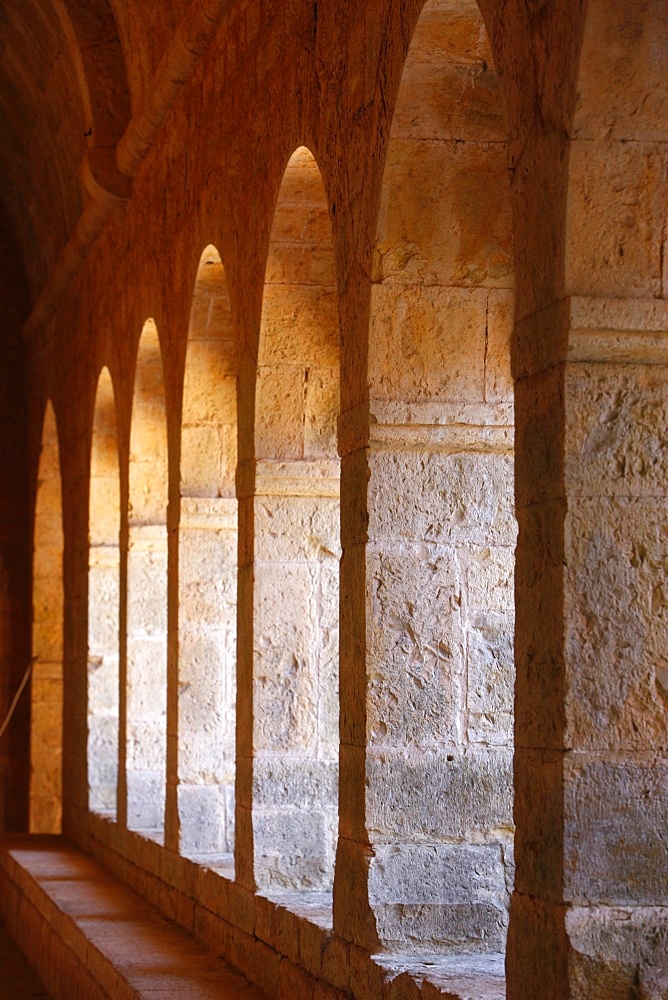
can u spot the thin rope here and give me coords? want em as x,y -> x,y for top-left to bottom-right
0,663 -> 32,740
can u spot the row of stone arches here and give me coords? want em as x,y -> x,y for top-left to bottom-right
32,6 -> 517,949
19,0 -> 666,992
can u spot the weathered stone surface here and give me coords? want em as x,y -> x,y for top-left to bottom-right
368,451 -> 516,546
563,755 -> 668,905
565,364 -> 668,498
564,498 -> 668,751
365,748 -> 514,841
467,625 -> 514,745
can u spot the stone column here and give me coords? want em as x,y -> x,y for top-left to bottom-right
508,296 -> 668,998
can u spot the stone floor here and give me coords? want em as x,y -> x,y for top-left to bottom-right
0,918 -> 52,999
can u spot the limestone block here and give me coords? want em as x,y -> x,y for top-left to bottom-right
89,478 -> 121,546
87,715 -> 118,812
368,845 -> 508,951
177,634 -> 229,782
87,562 -> 120,654
178,783 -> 228,854
259,284 -> 338,367
254,496 -> 340,562
368,451 -> 516,547
564,497 -> 668,751
339,543 -> 368,750
366,542 -> 465,746
485,288 -> 514,404
32,542 -> 62,586
268,197 -> 333,249
126,637 -> 167,719
31,621 -> 62,664
566,139 -> 665,298
304,367 -> 339,460
183,343 -> 236,422
369,843 -> 506,905
126,718 -> 166,771
340,448 -> 369,549
255,808 -> 332,889
565,905 -> 668,1000
463,545 -> 515,614
368,284 -> 486,402
179,525 -> 237,623
30,680 -> 62,748
252,759 -> 338,808
573,1 -> 668,142
224,782 -> 235,848
563,754 -> 668,905
126,771 -> 165,831
87,653 -> 119,715
254,562 -> 318,752
511,749 -> 565,901
255,365 -> 305,460
365,747 -> 513,841
467,625 -> 514,746
127,546 -> 167,635
565,363 -> 668,498
373,141 -> 512,289
128,461 -> 168,523
265,244 -> 336,286
181,425 -> 225,495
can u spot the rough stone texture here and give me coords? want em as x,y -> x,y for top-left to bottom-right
0,0 -> 663,995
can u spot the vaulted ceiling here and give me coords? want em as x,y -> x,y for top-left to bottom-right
0,0 -> 189,309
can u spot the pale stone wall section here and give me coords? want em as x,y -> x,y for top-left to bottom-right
335,0 -> 516,953
178,247 -> 238,856
87,367 -> 121,816
30,401 -> 63,834
125,320 -> 168,836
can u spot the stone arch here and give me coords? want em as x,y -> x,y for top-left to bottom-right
125,319 -> 168,838
348,0 -> 516,952
87,366 -> 121,817
250,145 -> 341,891
178,245 -> 238,857
30,400 -> 63,833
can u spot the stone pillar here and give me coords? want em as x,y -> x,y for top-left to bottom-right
176,495 -> 237,855
508,296 -> 668,998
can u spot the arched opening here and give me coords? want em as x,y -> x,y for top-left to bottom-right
30,401 -> 63,833
364,0 -> 516,952
87,367 -> 121,817
126,319 -> 168,838
178,246 -> 237,857
252,146 -> 340,891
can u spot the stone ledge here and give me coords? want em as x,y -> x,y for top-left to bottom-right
0,835 -> 267,1000
81,814 -> 507,999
